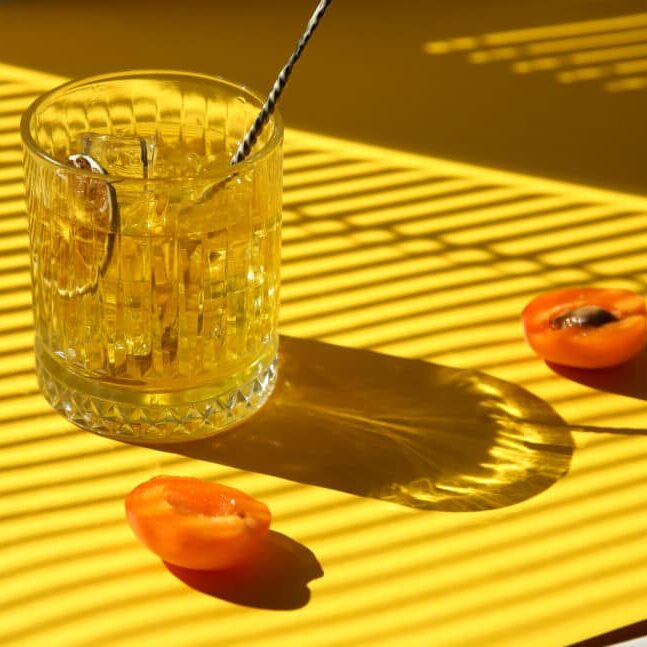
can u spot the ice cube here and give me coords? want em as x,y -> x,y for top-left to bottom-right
78,132 -> 156,179
149,142 -> 203,179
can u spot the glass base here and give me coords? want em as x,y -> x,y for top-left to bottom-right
36,348 -> 277,443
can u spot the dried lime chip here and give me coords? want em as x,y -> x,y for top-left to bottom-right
56,153 -> 119,298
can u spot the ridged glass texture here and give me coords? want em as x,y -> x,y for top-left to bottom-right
22,71 -> 282,442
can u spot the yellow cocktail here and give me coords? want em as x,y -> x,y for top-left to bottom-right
22,71 -> 282,442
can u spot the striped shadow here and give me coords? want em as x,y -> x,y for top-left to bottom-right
0,62 -> 645,647
424,10 -> 647,93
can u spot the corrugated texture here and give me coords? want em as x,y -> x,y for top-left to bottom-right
1,62 -> 647,647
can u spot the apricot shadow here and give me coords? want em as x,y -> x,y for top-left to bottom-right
164,531 -> 323,611
154,336 -> 574,512
547,346 -> 647,402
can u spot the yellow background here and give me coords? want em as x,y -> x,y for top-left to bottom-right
2,9 -> 647,640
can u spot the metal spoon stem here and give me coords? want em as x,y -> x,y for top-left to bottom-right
230,0 -> 333,165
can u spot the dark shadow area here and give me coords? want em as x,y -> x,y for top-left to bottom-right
570,619 -> 647,646
152,335 -> 574,512
548,346 -> 647,401
165,531 -> 323,610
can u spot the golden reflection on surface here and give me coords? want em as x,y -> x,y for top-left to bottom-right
425,11 -> 647,93
153,336 -> 573,512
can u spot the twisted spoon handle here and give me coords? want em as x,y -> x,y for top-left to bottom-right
230,0 -> 333,165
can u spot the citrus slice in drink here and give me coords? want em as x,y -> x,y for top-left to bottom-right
53,153 -> 118,297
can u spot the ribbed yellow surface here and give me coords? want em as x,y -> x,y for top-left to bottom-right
1,62 -> 647,646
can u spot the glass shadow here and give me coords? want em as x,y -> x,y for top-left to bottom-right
152,336 -> 574,512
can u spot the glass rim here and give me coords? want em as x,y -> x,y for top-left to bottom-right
20,69 -> 284,185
